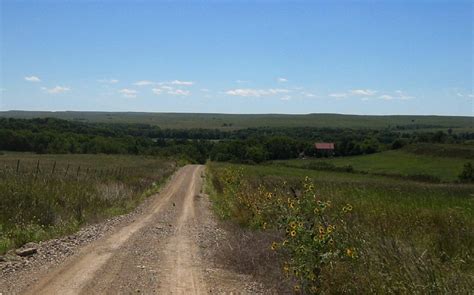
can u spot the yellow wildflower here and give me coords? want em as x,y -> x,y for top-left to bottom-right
290,221 -> 297,229
318,226 -> 325,234
327,225 -> 335,233
271,242 -> 278,251
346,247 -> 356,258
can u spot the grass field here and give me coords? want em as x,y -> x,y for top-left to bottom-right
1,111 -> 472,131
0,152 -> 176,254
207,162 -> 474,293
273,144 -> 474,182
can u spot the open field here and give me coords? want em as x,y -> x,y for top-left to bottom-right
1,111 -> 472,131
207,162 -> 474,293
273,144 -> 474,182
0,152 -> 176,254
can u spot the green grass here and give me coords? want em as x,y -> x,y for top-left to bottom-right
212,162 -> 474,216
274,147 -> 473,182
207,162 -> 474,293
0,152 -> 176,254
1,111 -> 472,131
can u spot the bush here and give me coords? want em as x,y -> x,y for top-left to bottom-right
458,162 -> 474,182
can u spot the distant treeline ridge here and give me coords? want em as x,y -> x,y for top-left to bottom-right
1,117 -> 473,164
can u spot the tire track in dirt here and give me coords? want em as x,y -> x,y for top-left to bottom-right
157,166 -> 207,294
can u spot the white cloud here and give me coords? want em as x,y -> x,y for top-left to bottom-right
98,78 -> 119,84
301,91 -> 316,98
375,91 -> 414,101
168,80 -> 194,86
41,86 -> 70,94
454,91 -> 473,99
25,76 -> 41,82
378,94 -> 393,100
119,88 -> 138,98
135,80 -> 194,87
236,80 -> 249,83
329,89 -> 376,99
280,95 -> 291,101
226,89 -> 253,96
268,89 -> 290,94
225,88 -> 290,97
350,89 -> 377,96
160,85 -> 174,91
277,77 -> 288,83
328,89 -> 414,101
152,86 -> 190,96
169,89 -> 190,96
134,80 -> 155,86
329,93 -> 348,98
200,88 -> 210,92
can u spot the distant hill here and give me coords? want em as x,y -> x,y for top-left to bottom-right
0,111 -> 472,130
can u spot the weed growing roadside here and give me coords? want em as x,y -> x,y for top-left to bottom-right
208,166 -> 356,293
207,162 -> 474,293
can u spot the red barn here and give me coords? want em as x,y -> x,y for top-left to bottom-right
315,142 -> 335,156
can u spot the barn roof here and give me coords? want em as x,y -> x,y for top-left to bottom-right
315,142 -> 335,150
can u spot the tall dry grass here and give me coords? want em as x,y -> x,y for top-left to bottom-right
0,154 -> 175,254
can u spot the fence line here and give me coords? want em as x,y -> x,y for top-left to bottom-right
0,159 -> 133,179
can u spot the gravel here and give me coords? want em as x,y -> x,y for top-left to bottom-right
0,189 -> 160,294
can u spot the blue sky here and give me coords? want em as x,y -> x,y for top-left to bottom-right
0,0 -> 472,115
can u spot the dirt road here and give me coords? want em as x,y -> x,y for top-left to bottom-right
6,165 -> 266,294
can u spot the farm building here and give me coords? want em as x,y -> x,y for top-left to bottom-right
315,142 -> 335,157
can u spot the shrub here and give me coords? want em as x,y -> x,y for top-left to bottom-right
458,162 -> 474,182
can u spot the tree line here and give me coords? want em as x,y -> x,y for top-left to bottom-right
1,117 -> 472,164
